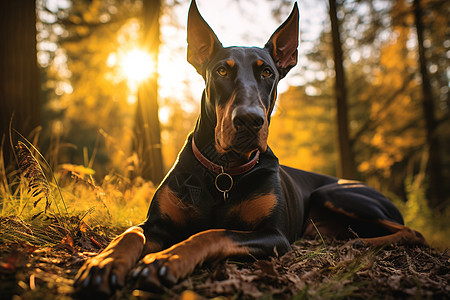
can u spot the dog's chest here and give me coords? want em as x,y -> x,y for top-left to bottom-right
158,169 -> 280,231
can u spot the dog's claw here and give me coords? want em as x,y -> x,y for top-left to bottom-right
110,273 -> 118,287
141,267 -> 150,277
353,240 -> 365,247
93,274 -> 102,286
135,266 -> 163,291
158,265 -> 177,286
158,265 -> 168,277
143,273 -> 163,291
82,275 -> 90,288
131,266 -> 142,278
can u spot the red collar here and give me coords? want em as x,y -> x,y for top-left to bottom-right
191,138 -> 259,176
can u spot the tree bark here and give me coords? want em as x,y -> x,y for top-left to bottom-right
0,0 -> 41,166
328,0 -> 357,179
134,0 -> 164,184
413,0 -> 444,208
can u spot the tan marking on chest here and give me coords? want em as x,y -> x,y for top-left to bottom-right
158,185 -> 193,225
229,191 -> 277,226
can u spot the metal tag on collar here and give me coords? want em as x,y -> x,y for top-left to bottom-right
215,166 -> 233,201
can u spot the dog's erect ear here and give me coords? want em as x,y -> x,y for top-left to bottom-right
265,2 -> 299,79
187,0 -> 223,77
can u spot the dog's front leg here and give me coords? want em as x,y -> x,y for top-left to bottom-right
74,226 -> 160,295
132,229 -> 290,290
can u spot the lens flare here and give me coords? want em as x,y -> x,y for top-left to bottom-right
120,49 -> 155,83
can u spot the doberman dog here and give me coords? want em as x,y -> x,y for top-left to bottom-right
75,0 -> 425,295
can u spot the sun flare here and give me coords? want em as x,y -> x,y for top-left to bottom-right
120,49 -> 155,83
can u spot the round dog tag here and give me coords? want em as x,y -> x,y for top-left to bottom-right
215,167 -> 233,200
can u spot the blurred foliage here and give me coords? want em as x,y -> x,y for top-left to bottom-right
270,0 -> 449,206
392,151 -> 450,249
270,85 -> 337,176
37,0 -> 201,179
37,0 -> 144,179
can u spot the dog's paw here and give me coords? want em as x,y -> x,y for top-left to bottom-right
132,248 -> 198,291
344,239 -> 367,248
74,251 -> 128,296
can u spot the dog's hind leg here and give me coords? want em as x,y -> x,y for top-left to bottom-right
304,180 -> 427,246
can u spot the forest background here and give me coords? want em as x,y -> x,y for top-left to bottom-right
1,0 -> 449,251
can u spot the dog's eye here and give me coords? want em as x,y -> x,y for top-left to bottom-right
217,67 -> 227,77
261,68 -> 272,78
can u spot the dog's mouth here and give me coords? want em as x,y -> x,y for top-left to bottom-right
215,133 -> 267,158
214,103 -> 269,158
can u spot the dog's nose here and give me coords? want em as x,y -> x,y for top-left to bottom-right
232,106 -> 265,132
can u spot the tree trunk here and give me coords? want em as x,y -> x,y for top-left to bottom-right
0,0 -> 41,167
134,0 -> 164,184
328,0 -> 356,179
413,0 -> 444,208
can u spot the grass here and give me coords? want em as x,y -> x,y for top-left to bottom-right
0,172 -> 154,245
0,138 -> 154,248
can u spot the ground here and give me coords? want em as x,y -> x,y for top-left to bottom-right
0,222 -> 448,300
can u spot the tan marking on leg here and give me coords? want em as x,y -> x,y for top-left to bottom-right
74,226 -> 147,294
337,179 -> 361,185
358,219 -> 427,246
337,179 -> 366,188
324,200 -> 359,219
141,229 -> 250,282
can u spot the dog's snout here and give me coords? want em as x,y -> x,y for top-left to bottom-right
232,106 -> 265,132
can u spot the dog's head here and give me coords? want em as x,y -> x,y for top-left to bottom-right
187,0 -> 299,158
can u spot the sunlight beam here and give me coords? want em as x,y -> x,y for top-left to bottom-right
120,49 -> 155,84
